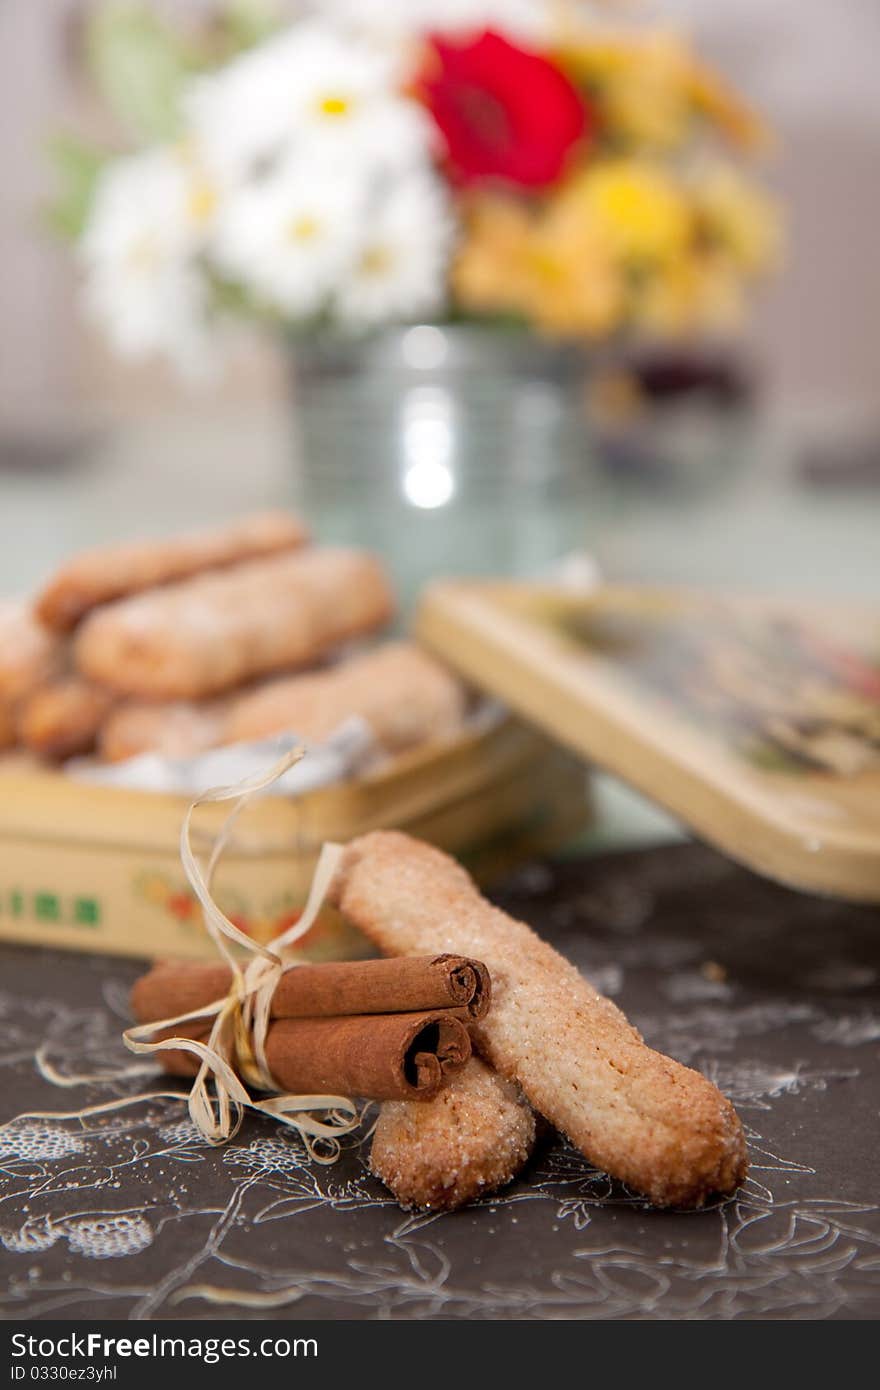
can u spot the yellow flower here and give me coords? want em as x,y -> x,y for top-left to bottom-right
559,31 -> 694,149
636,254 -> 744,335
556,28 -> 768,152
452,197 -> 535,316
524,224 -> 623,338
453,192 -> 624,338
452,158 -> 778,340
687,57 -> 769,151
564,161 -> 692,265
529,186 -> 623,335
695,165 -> 782,272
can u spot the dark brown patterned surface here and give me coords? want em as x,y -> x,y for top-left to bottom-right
1,843 -> 878,1321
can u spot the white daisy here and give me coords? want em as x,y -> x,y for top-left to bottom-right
185,22 -> 432,188
210,155 -> 364,317
81,146 -> 214,265
79,147 -> 217,377
333,173 -> 455,327
83,259 -> 213,378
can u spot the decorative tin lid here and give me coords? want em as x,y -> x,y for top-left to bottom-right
417,580 -> 880,901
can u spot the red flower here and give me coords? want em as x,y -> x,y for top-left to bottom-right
420,30 -> 590,188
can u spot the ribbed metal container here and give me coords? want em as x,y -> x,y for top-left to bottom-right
289,324 -> 595,608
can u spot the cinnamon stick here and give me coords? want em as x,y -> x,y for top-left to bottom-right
149,1022 -> 537,1207
265,1012 -> 470,1100
131,954 -> 490,1025
140,1011 -> 471,1101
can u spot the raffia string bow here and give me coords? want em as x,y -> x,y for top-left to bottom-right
122,745 -> 358,1162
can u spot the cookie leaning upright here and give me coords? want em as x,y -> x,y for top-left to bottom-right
331,830 -> 748,1208
73,547 -> 396,700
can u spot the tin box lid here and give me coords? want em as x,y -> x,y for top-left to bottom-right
416,579 -> 880,902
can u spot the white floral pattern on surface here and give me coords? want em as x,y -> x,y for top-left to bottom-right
0,1122 -> 86,1169
63,1215 -> 153,1261
1,845 -> 878,1321
3,1218 -> 61,1255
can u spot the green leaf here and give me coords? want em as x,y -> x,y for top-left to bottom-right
219,0 -> 284,52
85,3 -> 193,142
44,134 -> 107,240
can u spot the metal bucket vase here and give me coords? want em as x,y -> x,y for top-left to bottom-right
289,324 -> 595,609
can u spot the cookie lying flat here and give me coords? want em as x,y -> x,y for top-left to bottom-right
223,641 -> 465,751
75,547 -> 395,700
371,1057 -> 536,1212
36,511 -> 309,631
16,677 -> 116,760
332,831 -> 748,1208
0,697 -> 14,751
0,600 -> 60,702
100,642 -> 465,763
99,699 -> 225,763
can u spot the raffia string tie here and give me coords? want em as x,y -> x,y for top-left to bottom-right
119,744 -> 358,1161
1,747 -> 358,1161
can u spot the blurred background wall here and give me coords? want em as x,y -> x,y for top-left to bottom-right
1,0 -> 284,437
2,0 -> 879,434
666,0 -> 880,431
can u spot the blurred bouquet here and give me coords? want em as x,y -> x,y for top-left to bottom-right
51,1 -> 781,377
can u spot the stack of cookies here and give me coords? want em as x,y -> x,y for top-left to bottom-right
0,513 -> 466,765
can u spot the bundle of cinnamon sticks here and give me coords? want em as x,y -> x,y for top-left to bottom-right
130,953 -> 491,1103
